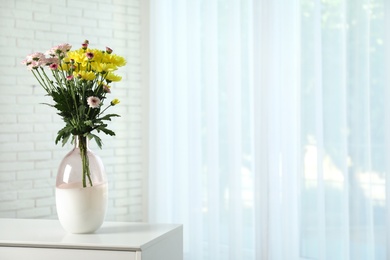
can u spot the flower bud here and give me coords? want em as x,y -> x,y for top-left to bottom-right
111,98 -> 120,106
86,52 -> 94,60
103,84 -> 111,93
106,46 -> 113,54
49,63 -> 58,70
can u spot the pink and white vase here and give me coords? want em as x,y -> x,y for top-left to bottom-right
55,135 -> 108,234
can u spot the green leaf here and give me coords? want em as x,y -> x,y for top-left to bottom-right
94,124 -> 116,137
40,102 -> 54,107
99,114 -> 120,121
61,133 -> 71,146
100,127 -> 115,136
55,124 -> 74,146
87,133 -> 103,149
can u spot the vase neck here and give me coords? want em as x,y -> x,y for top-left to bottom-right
74,135 -> 89,150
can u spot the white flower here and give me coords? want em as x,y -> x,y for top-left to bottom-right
87,96 -> 101,108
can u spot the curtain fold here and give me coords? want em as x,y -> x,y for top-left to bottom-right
148,0 -> 387,259
385,2 -> 390,260
186,2 -> 203,259
202,2 -> 221,259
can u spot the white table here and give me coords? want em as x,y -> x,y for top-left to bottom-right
0,218 -> 183,260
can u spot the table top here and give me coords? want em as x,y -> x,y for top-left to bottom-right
0,218 -> 182,251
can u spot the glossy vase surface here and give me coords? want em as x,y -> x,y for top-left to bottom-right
55,136 -> 108,234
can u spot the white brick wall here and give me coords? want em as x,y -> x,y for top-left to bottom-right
0,0 -> 146,222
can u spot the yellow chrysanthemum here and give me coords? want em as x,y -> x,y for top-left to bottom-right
62,57 -> 71,63
104,54 -> 127,67
100,52 -> 111,64
74,71 -> 96,81
88,49 -> 103,61
92,62 -> 117,73
105,72 -> 122,82
67,49 -> 88,65
72,63 -> 89,73
58,63 -> 72,71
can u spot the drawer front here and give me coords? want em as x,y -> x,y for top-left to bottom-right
0,246 -> 137,260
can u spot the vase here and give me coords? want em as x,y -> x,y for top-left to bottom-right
55,135 -> 108,234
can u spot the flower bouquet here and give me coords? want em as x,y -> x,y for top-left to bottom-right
22,40 -> 126,188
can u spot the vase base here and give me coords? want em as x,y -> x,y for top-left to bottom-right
56,182 -> 108,234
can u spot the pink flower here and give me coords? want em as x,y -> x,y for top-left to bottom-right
46,43 -> 72,57
49,63 -> 58,70
26,60 -> 40,71
82,40 -> 89,50
22,52 -> 45,70
103,84 -> 111,93
85,52 -> 94,60
45,48 -> 55,56
21,59 -> 30,66
23,52 -> 45,65
106,47 -> 113,54
44,57 -> 59,66
59,43 -> 72,52
29,52 -> 46,61
87,96 -> 101,108
66,75 -> 74,81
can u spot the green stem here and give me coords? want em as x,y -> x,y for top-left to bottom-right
32,69 -> 51,94
98,104 -> 112,117
78,135 -> 93,188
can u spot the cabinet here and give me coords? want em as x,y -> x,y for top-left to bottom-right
0,218 -> 182,260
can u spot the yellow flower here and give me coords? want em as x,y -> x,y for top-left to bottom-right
90,49 -> 103,60
67,49 -> 88,65
62,57 -> 71,63
104,54 -> 127,67
105,72 -> 122,82
92,62 -> 117,73
72,63 -> 88,73
59,63 -> 72,71
111,98 -> 120,106
74,71 -> 96,81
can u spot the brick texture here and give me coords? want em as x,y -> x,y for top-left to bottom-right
0,0 -> 145,222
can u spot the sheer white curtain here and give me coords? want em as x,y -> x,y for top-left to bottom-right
148,0 -> 388,259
